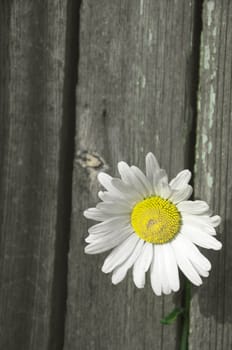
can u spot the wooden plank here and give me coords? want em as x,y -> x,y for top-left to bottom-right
64,1 -> 199,349
189,1 -> 232,349
0,1 -> 73,349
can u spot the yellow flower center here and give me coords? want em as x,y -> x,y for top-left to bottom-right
131,196 -> 181,244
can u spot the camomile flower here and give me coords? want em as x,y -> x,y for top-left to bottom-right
84,152 -> 222,295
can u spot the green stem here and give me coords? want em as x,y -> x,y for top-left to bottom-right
180,279 -> 191,350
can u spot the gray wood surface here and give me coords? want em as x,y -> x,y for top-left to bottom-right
1,1 -> 231,349
0,1 -> 73,349
189,1 -> 232,349
64,1 -> 199,349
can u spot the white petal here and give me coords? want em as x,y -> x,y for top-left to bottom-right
85,230 -> 128,245
83,208 -> 109,221
155,176 -> 171,199
169,170 -> 192,190
88,216 -> 129,235
96,201 -> 132,214
98,191 -> 132,205
84,202 -> 132,221
169,185 -> 193,204
192,263 -> 209,277
133,242 -> 153,288
158,246 -> 172,294
145,152 -> 161,182
177,200 -> 209,215
210,215 -> 221,227
131,165 -> 153,196
117,162 -> 146,198
171,236 -> 202,286
127,166 -> 148,197
112,239 -> 144,284
153,169 -> 168,190
102,234 -> 139,273
85,235 -> 95,243
163,243 -> 180,292
111,178 -> 142,202
182,226 -> 222,250
175,233 -> 211,271
117,161 -> 132,183
84,228 -> 133,254
172,234 -> 210,278
98,172 -> 139,201
150,246 -> 162,296
182,214 -> 216,235
98,190 -> 105,200
86,224 -> 134,243
98,172 -> 114,191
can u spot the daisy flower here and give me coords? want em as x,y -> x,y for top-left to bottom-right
84,152 -> 222,295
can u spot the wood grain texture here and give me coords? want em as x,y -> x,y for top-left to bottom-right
0,1 -> 73,349
189,1 -> 232,349
64,1 -> 199,349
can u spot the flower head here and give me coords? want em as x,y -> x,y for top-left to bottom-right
84,152 -> 222,295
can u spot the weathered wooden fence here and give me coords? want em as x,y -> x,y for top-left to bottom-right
0,1 -> 231,349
